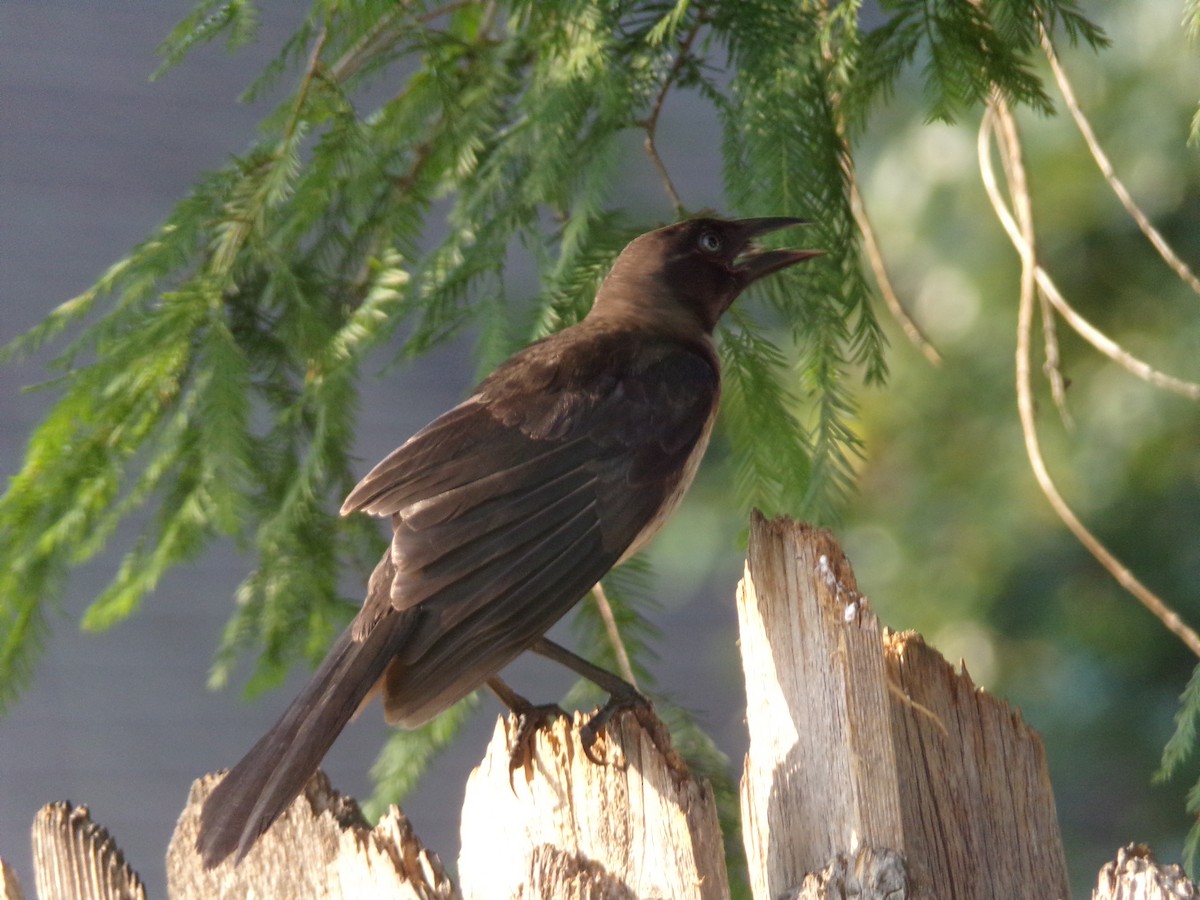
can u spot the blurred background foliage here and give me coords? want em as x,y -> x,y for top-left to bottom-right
831,0 -> 1200,876
646,0 -> 1200,884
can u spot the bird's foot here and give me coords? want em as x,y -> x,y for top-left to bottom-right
578,686 -> 676,769
488,676 -> 569,786
506,699 -> 570,777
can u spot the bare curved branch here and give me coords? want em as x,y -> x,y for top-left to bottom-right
1038,271 -> 1200,401
1041,28 -> 1200,297
980,101 -> 1200,658
592,582 -> 638,689
979,121 -> 1200,400
848,174 -> 943,366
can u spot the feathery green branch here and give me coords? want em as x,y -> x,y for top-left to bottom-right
2,0 -> 1116,848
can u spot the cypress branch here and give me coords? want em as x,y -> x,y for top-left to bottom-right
4,0 -> 1135,847
365,693 -> 480,820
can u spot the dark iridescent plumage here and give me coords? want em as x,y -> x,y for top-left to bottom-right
196,216 -> 816,867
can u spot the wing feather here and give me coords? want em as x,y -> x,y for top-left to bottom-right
390,468 -> 600,613
381,505 -> 613,725
340,328 -> 720,726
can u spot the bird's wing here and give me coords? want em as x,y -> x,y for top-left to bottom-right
340,332 -> 718,718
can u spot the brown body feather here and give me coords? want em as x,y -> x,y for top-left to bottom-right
196,216 -> 815,867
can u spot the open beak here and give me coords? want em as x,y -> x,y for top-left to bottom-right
731,217 -> 822,284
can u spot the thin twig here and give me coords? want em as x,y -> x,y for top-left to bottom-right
1040,27 -> 1200,297
284,15 -> 332,142
979,116 -> 1200,400
641,22 -> 703,216
848,173 -> 943,365
1039,292 -> 1073,430
990,102 -> 1072,427
981,100 -> 1200,659
1038,273 -> 1200,399
591,582 -> 638,689
331,1 -> 475,83
1029,201 -> 1072,428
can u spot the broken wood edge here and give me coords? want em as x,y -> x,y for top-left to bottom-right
19,514 -> 1200,899
790,845 -> 909,900
31,800 -> 147,900
1,856 -> 26,900
167,768 -> 455,900
738,512 -> 1078,899
39,764 -> 1199,900
738,513 -> 907,899
458,706 -> 728,900
1092,843 -> 1197,900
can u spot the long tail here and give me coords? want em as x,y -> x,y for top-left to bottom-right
195,613 -> 407,868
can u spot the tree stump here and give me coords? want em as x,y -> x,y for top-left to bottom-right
458,710 -> 728,899
166,770 -> 454,900
738,513 -> 1070,899
7,514 -> 1192,899
31,802 -> 145,900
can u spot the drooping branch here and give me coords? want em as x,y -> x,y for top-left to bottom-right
848,172 -> 943,366
979,117 -> 1200,399
980,98 -> 1200,659
639,20 -> 703,216
1040,27 -> 1200,298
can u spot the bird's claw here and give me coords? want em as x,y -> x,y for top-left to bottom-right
506,701 -> 569,786
578,688 -> 670,767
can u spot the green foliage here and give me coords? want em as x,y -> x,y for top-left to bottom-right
1187,0 -> 1200,144
1186,0 -> 1200,41
1161,662 -> 1200,870
844,0 -> 1107,126
364,692 -> 480,821
1161,662 -> 1200,779
152,0 -> 262,80
719,315 -> 814,517
715,1 -> 882,521
4,0 -> 1134,879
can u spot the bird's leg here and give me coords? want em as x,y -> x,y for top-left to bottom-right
485,676 -> 567,781
530,637 -> 641,697
530,638 -> 673,767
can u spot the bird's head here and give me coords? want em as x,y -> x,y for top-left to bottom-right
591,216 -> 819,335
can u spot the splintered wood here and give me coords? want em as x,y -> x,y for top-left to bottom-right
737,512 -> 1070,900
738,513 -> 904,896
458,710 -> 729,900
166,770 -> 454,900
1092,844 -> 1197,900
17,513 -> 1193,899
885,630 -> 1068,897
0,859 -> 24,900
32,802 -> 146,900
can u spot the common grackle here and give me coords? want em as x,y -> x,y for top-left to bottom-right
196,215 -> 816,867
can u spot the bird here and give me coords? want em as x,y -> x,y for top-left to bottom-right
195,215 -> 817,867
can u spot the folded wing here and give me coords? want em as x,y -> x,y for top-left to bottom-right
342,330 -> 719,726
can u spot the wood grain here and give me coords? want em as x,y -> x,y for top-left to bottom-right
458,709 -> 728,900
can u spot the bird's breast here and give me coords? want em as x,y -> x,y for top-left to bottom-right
617,402 -> 718,565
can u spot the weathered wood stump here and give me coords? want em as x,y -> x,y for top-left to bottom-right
3,515 -> 1192,899
738,513 -> 1070,899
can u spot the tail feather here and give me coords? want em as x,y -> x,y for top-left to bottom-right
196,615 -> 407,868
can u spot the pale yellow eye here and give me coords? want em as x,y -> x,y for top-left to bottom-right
698,231 -> 722,254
